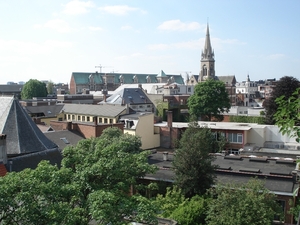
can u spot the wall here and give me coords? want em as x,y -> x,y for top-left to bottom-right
135,113 -> 160,149
50,120 -> 124,139
247,125 -> 266,147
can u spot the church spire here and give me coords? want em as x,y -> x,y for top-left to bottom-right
201,24 -> 214,61
199,23 -> 216,82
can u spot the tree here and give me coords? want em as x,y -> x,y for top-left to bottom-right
0,127 -> 158,225
264,76 -> 300,124
171,195 -> 209,225
21,79 -> 47,99
187,79 -> 231,121
154,186 -> 210,225
206,178 -> 283,225
47,81 -> 54,95
274,87 -> 300,142
172,122 -> 218,198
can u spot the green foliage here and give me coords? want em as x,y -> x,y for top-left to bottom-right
229,115 -> 265,124
264,76 -> 300,125
21,79 -> 47,99
173,122 -> 218,198
155,99 -> 168,120
206,178 -> 283,225
188,79 -> 231,121
171,195 -> 210,225
274,88 -> 300,142
154,187 -> 210,225
0,128 -> 158,225
154,186 -> 186,218
47,81 -> 54,95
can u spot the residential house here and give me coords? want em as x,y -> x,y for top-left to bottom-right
50,103 -> 127,139
119,112 -> 160,150
155,112 -> 300,153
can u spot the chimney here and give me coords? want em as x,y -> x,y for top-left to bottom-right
167,111 -> 173,128
102,89 -> 107,102
163,152 -> 168,161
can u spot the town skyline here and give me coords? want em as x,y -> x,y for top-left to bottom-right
0,0 -> 299,85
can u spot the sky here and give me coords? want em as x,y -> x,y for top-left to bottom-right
0,0 -> 299,85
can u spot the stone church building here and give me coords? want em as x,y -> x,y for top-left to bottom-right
186,24 -> 237,106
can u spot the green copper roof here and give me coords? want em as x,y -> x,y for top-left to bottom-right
157,70 -> 167,77
71,71 -> 184,85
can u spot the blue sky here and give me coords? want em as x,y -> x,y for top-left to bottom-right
0,0 -> 299,84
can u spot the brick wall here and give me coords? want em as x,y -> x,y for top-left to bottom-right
50,120 -> 124,138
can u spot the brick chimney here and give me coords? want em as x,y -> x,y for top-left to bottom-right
167,111 -> 173,128
102,89 -> 107,102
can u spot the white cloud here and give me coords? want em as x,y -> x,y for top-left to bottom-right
158,20 -> 202,31
98,5 -> 145,16
89,26 -> 103,31
34,19 -> 72,33
63,0 -> 94,15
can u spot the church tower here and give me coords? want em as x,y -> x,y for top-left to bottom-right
199,24 -> 215,82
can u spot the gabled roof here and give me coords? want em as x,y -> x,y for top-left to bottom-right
7,148 -> 62,172
104,88 -> 153,105
217,75 -> 237,85
62,103 -> 127,117
157,70 -> 167,77
44,130 -> 85,151
0,96 -> 58,155
0,84 -> 23,93
24,104 -> 64,117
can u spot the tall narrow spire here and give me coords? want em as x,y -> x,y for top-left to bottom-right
201,24 -> 214,61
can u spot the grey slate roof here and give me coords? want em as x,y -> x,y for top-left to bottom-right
0,96 -> 58,155
217,75 -> 237,84
44,130 -> 85,151
62,103 -> 127,117
7,148 -> 62,172
24,104 -> 64,117
147,152 -> 297,195
0,84 -> 23,93
104,88 -> 153,105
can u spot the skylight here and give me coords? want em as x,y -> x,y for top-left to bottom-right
60,137 -> 70,144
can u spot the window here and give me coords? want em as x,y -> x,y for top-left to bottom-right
67,114 -> 70,120
60,137 -> 70,144
104,118 -> 108,123
213,132 -> 225,141
87,116 -> 90,122
82,116 -> 85,122
72,115 -> 75,120
98,117 -> 102,123
188,87 -> 191,92
77,115 -> 81,121
109,119 -> 113,124
228,133 -> 243,143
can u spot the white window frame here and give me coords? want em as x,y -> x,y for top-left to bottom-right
228,133 -> 243,144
